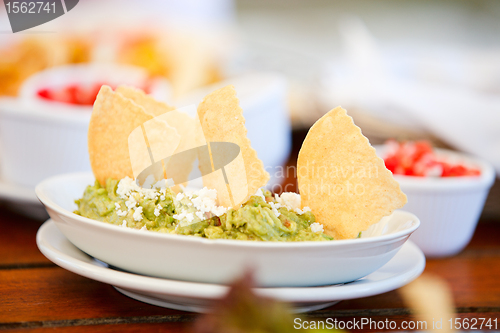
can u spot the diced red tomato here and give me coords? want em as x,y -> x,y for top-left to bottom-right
36,82 -> 150,106
383,140 -> 481,177
37,83 -> 108,106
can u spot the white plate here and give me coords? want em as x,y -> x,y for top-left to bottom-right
0,177 -> 48,220
36,172 -> 420,287
37,219 -> 425,313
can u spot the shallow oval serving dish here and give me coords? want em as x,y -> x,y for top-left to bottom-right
36,172 -> 420,287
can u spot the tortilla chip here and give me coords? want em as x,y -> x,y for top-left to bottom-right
115,85 -> 175,117
153,110 -> 204,188
297,107 -> 407,239
142,117 -> 181,164
197,85 -> 269,207
89,86 -> 154,185
116,86 -> 200,186
128,126 -> 154,182
129,116 -> 182,186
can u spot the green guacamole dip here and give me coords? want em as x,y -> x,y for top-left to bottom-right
74,179 -> 333,242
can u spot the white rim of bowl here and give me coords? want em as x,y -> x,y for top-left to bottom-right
35,172 -> 420,248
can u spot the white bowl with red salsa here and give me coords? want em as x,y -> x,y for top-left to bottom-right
376,141 -> 495,257
383,140 -> 481,178
19,63 -> 170,110
0,64 -> 170,188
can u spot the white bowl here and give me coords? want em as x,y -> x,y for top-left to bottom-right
375,145 -> 496,257
0,97 -> 91,188
36,172 -> 420,287
0,64 -> 170,188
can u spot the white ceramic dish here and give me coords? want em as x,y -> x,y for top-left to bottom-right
36,172 -> 420,287
37,220 -> 426,313
0,97 -> 91,188
0,64 -> 170,188
375,145 -> 495,257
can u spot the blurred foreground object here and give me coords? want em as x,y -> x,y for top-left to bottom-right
400,274 -> 455,333
193,271 -> 337,333
193,271 -> 298,333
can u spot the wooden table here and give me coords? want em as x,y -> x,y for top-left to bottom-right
1,174 -> 499,332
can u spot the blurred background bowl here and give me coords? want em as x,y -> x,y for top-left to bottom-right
0,64 -> 170,188
376,145 -> 495,257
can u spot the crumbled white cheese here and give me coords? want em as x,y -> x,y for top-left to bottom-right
114,202 -> 127,217
189,187 -> 227,217
154,204 -> 162,217
117,209 -> 127,217
310,222 -> 324,233
133,206 -> 143,221
269,201 -> 281,217
173,210 -> 195,223
117,177 -> 158,202
276,192 -> 301,211
273,192 -> 311,215
254,188 -> 266,202
172,186 -> 228,227
118,177 -> 229,227
125,197 -> 137,210
294,206 -> 311,215
142,189 -> 159,200
121,220 -> 127,228
117,177 -> 141,199
140,225 -> 148,231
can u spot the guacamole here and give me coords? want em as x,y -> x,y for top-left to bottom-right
74,178 -> 333,242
